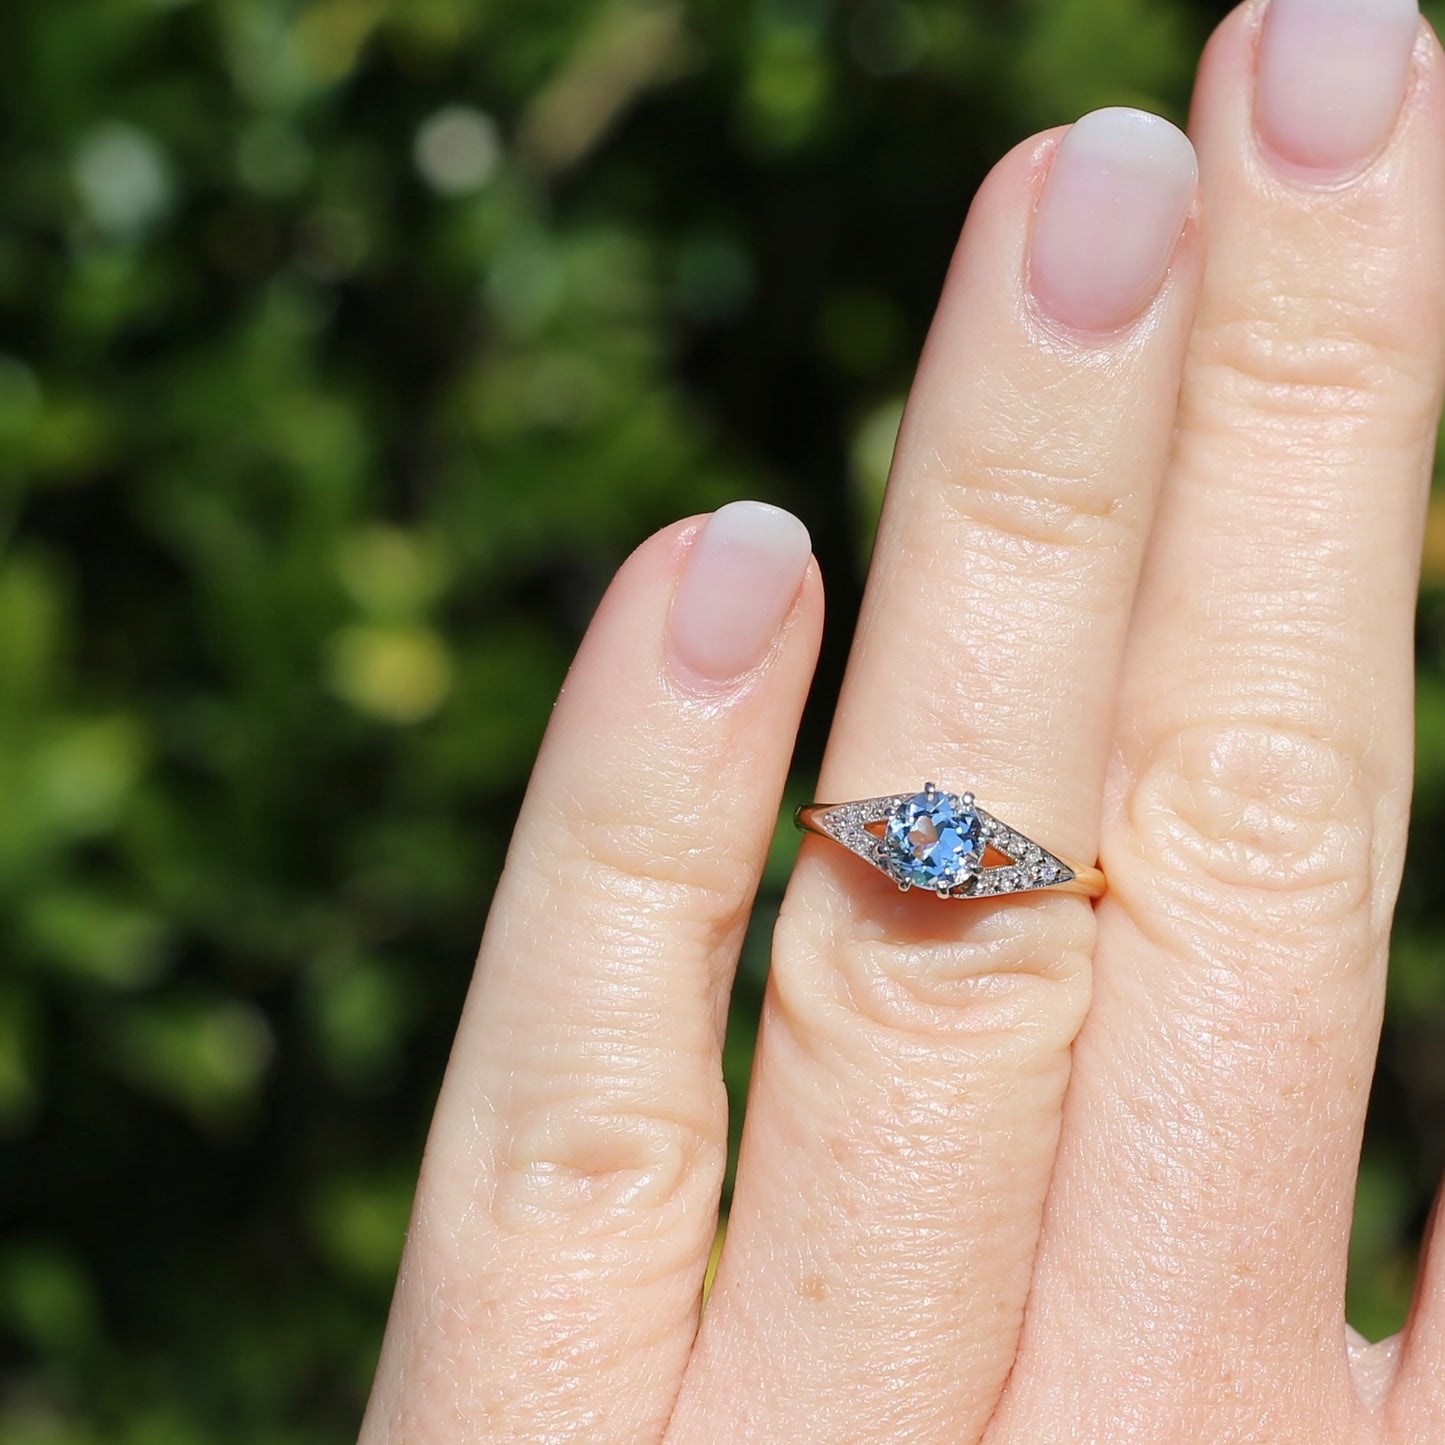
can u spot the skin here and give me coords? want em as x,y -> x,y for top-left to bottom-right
360,3 -> 1445,1441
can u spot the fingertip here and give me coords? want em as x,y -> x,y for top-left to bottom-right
667,501 -> 817,687
1192,0 -> 1440,193
933,111 -> 1203,361
1030,106 -> 1198,333
1254,0 -> 1419,181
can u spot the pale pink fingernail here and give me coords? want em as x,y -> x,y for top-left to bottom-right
1030,107 -> 1197,334
668,501 -> 812,683
1255,0 -> 1418,179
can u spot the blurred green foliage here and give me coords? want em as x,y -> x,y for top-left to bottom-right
4,0 -> 1445,1437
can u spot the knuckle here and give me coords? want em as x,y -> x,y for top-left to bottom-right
394,1095 -> 718,1435
771,873 -> 1094,1058
1188,306 -> 1439,443
930,453 -> 1139,560
908,350 -> 1155,559
1113,721 -> 1376,943
562,794 -> 756,908
490,1089 -> 725,1254
512,790 -> 755,960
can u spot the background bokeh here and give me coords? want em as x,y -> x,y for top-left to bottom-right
6,0 -> 1445,1438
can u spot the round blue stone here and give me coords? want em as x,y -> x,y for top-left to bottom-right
884,790 -> 983,891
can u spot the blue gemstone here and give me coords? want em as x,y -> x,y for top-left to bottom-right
884,790 -> 983,890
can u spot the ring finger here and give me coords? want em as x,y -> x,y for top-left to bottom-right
670,108 -> 1202,1443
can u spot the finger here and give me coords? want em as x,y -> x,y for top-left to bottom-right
988,4 -> 1445,1438
670,111 -> 1201,1442
1389,1187 -> 1445,1433
360,504 -> 821,1444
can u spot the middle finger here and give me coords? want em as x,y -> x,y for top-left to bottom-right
670,108 -> 1201,1443
994,2 -> 1445,1437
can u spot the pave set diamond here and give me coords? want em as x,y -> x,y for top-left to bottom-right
807,784 -> 1074,899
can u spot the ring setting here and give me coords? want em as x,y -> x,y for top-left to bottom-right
795,783 -> 1104,900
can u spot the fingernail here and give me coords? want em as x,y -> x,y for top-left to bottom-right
1255,0 -> 1418,179
1030,107 -> 1198,334
668,501 -> 812,683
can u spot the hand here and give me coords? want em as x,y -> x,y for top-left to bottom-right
359,1 -> 1445,1440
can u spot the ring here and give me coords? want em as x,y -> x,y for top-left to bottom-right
795,783 -> 1105,900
